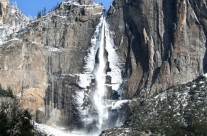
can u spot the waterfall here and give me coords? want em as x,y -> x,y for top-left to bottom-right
35,16 -> 127,136
93,18 -> 108,130
75,16 -> 108,132
76,15 -> 126,133
75,16 -> 128,133
80,15 -> 127,133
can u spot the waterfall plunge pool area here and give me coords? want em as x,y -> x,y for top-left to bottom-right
35,99 -> 130,136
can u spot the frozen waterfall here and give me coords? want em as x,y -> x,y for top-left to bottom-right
35,16 -> 127,136
93,18 -> 108,130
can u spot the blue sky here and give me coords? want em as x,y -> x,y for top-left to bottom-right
9,0 -> 112,17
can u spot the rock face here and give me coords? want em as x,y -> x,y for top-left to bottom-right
125,75 -> 207,136
107,0 -> 207,98
102,75 -> 207,136
0,0 -> 103,128
0,0 -> 8,23
0,0 -> 206,132
78,0 -> 92,5
0,1 -> 28,44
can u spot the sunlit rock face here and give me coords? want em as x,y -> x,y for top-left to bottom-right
0,0 -> 207,135
73,15 -> 131,134
0,0 -> 8,7
79,0 -> 92,5
0,1 -> 104,128
0,0 -> 29,43
0,0 -> 8,23
107,0 -> 207,98
0,40 -> 47,117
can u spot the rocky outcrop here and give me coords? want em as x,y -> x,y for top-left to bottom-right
0,0 -> 103,128
0,1 -> 29,44
124,75 -> 207,136
107,0 -> 207,98
0,40 -> 47,117
101,75 -> 207,136
0,0 -> 206,132
78,0 -> 92,5
0,0 -> 8,23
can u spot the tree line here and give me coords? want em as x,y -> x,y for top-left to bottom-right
0,88 -> 34,136
37,2 -> 60,19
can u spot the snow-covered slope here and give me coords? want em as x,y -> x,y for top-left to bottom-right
0,4 -> 29,44
127,74 -> 207,135
101,74 -> 207,135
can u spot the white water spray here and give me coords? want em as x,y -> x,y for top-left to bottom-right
36,16 -> 126,136
93,18 -> 108,130
77,16 -> 124,132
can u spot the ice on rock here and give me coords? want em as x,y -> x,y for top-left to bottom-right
204,73 -> 207,78
111,100 -> 129,110
76,16 -> 124,132
105,22 -> 123,93
84,16 -> 104,74
93,17 -> 108,129
0,5 -> 29,45
35,123 -> 97,136
63,0 -> 104,9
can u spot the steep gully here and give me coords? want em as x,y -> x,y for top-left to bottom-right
35,16 -> 129,135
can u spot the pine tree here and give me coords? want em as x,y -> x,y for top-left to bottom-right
0,100 -> 34,136
43,7 -> 47,16
37,11 -> 41,19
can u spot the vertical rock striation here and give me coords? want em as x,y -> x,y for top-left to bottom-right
107,0 -> 207,98
0,0 -> 8,23
0,0 -> 104,129
0,0 -> 206,132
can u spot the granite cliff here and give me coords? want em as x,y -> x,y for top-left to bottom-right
0,0 -> 104,128
101,75 -> 207,136
0,0 -> 206,135
107,0 -> 207,98
99,0 -> 207,135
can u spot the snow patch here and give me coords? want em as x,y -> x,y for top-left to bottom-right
105,21 -> 123,93
63,0 -> 104,9
76,74 -> 93,88
84,17 -> 103,74
0,6 -> 29,45
111,100 -> 129,110
192,84 -> 196,88
46,108 -> 62,125
46,46 -> 64,52
75,17 -> 105,128
35,123 -> 97,136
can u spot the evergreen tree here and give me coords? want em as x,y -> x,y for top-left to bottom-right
42,7 -> 47,16
0,100 -> 34,136
37,11 -> 41,19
